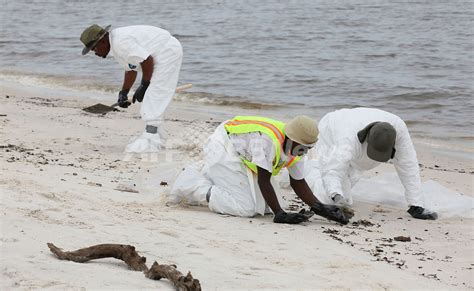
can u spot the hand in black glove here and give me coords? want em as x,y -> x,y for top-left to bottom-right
407,206 -> 438,220
117,89 -> 131,108
299,208 -> 315,220
332,193 -> 355,219
132,80 -> 150,103
311,201 -> 349,225
273,210 -> 309,224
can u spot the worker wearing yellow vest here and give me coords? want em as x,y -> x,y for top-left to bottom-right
169,115 -> 349,225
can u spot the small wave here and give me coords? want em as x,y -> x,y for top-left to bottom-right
4,51 -> 51,58
365,53 -> 397,58
0,40 -> 44,45
410,103 -> 445,110
0,70 -> 117,96
419,74 -> 446,79
332,7 -> 356,11
0,69 -> 289,109
307,103 -> 361,110
415,138 -> 474,154
359,5 -> 386,9
174,92 -> 285,109
404,120 -> 430,126
385,102 -> 445,110
173,34 -> 206,39
385,91 -> 448,101
286,78 -> 321,84
333,20 -> 370,28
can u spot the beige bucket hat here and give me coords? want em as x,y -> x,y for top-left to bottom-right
285,115 -> 318,146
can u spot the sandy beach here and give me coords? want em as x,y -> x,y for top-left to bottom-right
0,81 -> 472,290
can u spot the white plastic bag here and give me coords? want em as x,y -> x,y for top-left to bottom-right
352,172 -> 473,219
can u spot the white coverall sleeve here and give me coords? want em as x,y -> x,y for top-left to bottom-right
319,138 -> 357,197
115,37 -> 150,71
392,121 -> 424,207
288,158 -> 305,180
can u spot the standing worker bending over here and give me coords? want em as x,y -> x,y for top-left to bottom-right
80,24 -> 183,152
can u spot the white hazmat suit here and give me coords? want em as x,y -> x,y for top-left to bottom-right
108,25 -> 183,152
170,123 -> 304,217
305,108 -> 425,207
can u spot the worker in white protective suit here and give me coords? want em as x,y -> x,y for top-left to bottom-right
304,107 -> 438,220
80,24 -> 183,152
170,115 -> 350,225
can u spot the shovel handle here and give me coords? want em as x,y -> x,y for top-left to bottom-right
175,83 -> 193,92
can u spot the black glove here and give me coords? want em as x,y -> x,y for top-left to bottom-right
299,208 -> 315,220
117,89 -> 131,108
407,206 -> 438,220
132,80 -> 150,103
273,210 -> 309,224
311,201 -> 349,225
332,193 -> 355,219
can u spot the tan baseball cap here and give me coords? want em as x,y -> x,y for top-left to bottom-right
80,24 -> 111,55
285,115 -> 318,146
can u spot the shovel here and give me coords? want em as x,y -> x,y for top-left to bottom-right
82,83 -> 192,114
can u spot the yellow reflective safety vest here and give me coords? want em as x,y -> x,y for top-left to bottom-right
224,116 -> 301,176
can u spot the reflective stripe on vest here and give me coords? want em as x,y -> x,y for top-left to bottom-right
224,116 -> 302,176
286,156 -> 299,168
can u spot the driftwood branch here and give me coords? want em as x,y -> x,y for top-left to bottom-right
47,243 -> 201,291
146,261 -> 201,291
47,243 -> 148,271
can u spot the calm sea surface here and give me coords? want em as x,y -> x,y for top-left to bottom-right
1,1 -> 473,149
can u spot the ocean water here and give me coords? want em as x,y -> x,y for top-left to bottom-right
0,1 -> 473,150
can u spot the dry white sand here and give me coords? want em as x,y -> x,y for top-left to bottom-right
1,83 -> 473,290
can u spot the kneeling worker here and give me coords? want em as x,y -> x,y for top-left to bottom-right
170,115 -> 350,225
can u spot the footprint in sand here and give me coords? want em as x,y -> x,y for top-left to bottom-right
0,237 -> 19,243
37,192 -> 63,202
237,270 -> 258,277
159,230 -> 180,238
40,281 -> 75,289
249,266 -> 271,271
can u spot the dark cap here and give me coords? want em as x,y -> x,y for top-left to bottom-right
80,24 -> 111,55
357,122 -> 396,162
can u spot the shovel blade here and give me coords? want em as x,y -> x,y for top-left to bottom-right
82,103 -> 119,114
82,83 -> 192,114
